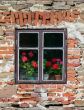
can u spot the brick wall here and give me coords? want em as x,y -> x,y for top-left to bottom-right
0,0 -> 84,108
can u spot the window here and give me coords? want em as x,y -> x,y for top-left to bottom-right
15,29 -> 67,84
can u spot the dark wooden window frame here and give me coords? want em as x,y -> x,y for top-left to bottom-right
15,28 -> 67,84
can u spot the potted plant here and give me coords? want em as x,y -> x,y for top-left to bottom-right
20,51 -> 38,80
44,58 -> 63,80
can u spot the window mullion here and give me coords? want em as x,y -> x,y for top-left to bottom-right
38,32 -> 43,82
43,47 -> 64,50
19,47 -> 38,50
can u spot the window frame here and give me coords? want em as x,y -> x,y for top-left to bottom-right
15,28 -> 67,84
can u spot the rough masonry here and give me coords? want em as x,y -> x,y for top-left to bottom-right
0,0 -> 84,109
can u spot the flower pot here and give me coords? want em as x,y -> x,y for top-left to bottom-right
43,74 -> 49,80
54,75 -> 62,80
28,76 -> 36,80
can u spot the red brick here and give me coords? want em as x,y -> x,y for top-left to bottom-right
62,100 -> 70,105
18,12 -> 24,27
0,51 -> 14,54
11,12 -> 15,24
27,84 -> 34,89
67,38 -> 78,48
16,19 -> 19,24
48,96 -> 53,101
42,84 -> 50,88
34,11 -> 40,25
67,63 -> 80,67
0,47 -> 14,51
48,89 -> 63,92
18,85 -> 33,92
67,69 -> 76,74
68,96 -> 75,101
68,38 -> 78,43
27,12 -> 32,25
56,84 -> 64,89
66,85 -> 78,89
0,98 -> 3,102
64,107 -> 73,110
50,12 -> 54,24
6,35 -> 15,39
55,97 -> 63,102
5,55 -> 12,59
68,43 -> 75,48
5,16 -> 11,23
49,84 -> 57,88
0,55 -> 3,58
48,89 -> 57,92
63,92 -> 75,97
43,12 -> 50,25
48,93 -> 56,97
67,76 -> 77,81
34,84 -> 42,88
67,74 -> 76,78
3,98 -> 9,102
3,12 -> 10,15
0,82 -> 3,85
66,11 -> 75,22
6,81 -> 15,85
15,12 -> 19,19
8,98 -> 19,102
19,102 -> 29,108
20,98 -> 37,102
68,55 -> 80,59
68,49 -> 80,55
18,84 -> 28,90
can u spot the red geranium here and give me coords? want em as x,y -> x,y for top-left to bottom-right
60,61 -> 63,64
46,61 -> 51,67
32,61 -> 38,68
22,52 -> 26,56
56,59 -> 61,62
52,64 -> 59,70
22,56 -> 28,62
52,58 -> 57,63
28,51 -> 34,58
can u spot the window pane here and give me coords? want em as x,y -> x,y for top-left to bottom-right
44,33 -> 63,47
19,50 -> 38,80
19,33 -> 38,47
43,49 -> 63,80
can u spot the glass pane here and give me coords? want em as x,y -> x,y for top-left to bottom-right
19,33 -> 38,47
43,49 -> 63,80
44,33 -> 63,47
19,50 -> 38,80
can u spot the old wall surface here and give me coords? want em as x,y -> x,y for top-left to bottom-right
0,0 -> 84,108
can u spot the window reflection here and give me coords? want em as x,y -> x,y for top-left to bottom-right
44,33 -> 63,47
19,33 -> 38,47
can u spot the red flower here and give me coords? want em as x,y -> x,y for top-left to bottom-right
22,56 -> 28,62
28,51 -> 34,58
60,61 -> 63,64
32,61 -> 38,68
52,58 -> 57,63
22,52 -> 26,56
52,64 -> 59,70
56,59 -> 61,62
46,61 -> 51,67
